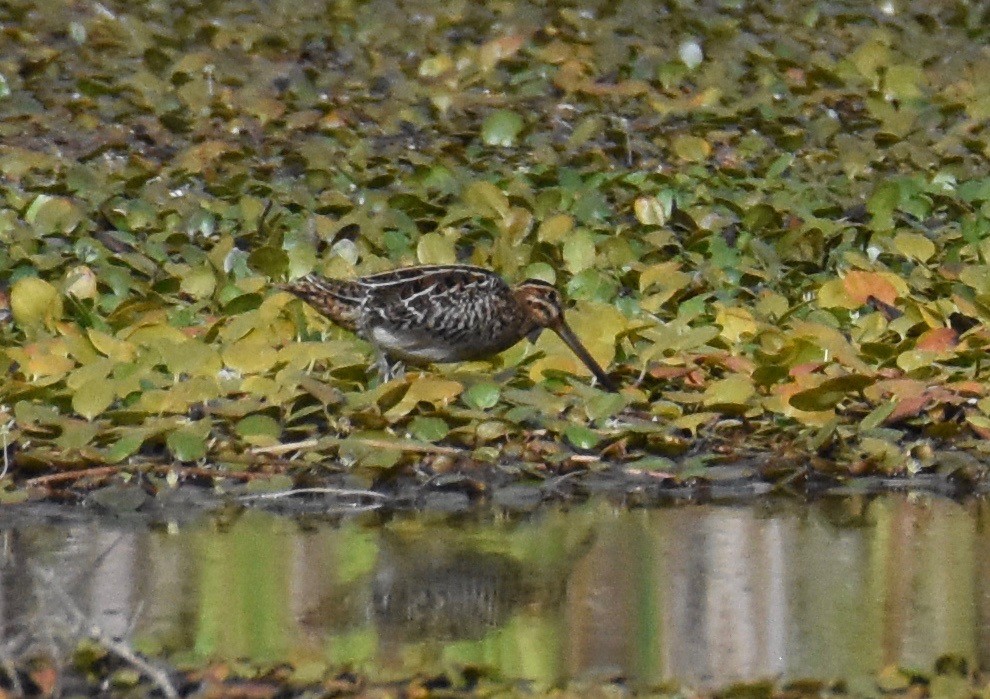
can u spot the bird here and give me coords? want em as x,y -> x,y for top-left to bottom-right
280,264 -> 618,391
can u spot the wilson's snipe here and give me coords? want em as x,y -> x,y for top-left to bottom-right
281,264 -> 617,391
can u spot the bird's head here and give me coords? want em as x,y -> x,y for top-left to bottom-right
512,279 -> 617,392
513,279 -> 565,329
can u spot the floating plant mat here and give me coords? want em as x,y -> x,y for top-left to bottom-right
2,0 -> 990,502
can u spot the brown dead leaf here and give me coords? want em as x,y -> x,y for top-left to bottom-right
648,366 -> 694,380
684,368 -> 706,387
886,393 -> 930,422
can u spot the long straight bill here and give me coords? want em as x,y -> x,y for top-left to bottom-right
552,321 -> 619,392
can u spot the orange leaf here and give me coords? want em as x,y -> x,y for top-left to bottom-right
915,327 -> 958,352
843,271 -> 898,305
29,662 -> 58,696
789,362 -> 824,377
951,381 -> 985,396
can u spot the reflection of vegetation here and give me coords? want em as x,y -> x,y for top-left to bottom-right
2,1 -> 990,487
2,495 -> 987,692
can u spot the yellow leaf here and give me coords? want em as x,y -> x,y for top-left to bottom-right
159,340 -> 222,377
633,196 -> 668,226
10,277 -> 62,330
958,265 -> 990,295
418,54 -> 454,78
561,229 -> 596,274
529,302 -> 622,383
765,381 -> 835,426
66,358 -> 116,391
500,206 -> 533,244
703,375 -> 755,407
384,377 -> 463,419
416,232 -> 457,265
72,377 -> 115,420
639,261 -> 689,293
715,305 -> 758,343
671,134 -> 711,162
896,349 -> 937,373
789,320 -> 871,373
278,340 -> 366,369
477,34 -> 525,72
222,337 -> 280,374
463,181 -> 509,220
124,323 -> 190,346
87,328 -> 136,362
536,213 -> 574,243
177,140 -> 231,173
65,265 -> 98,299
7,342 -> 75,380
817,278 -> 856,309
671,412 -> 718,435
179,264 -> 217,299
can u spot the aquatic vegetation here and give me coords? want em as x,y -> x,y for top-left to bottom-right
1,0 -> 989,494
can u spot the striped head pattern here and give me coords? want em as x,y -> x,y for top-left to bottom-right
513,279 -> 565,329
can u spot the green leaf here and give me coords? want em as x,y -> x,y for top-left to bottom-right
105,434 -> 146,464
249,246 -> 290,277
867,180 -> 900,231
166,425 -> 209,462
564,424 -> 599,450
25,195 -> 83,235
561,229 -> 597,274
481,109 -> 524,147
235,414 -> 281,440
243,474 -> 295,494
463,382 -> 501,410
408,416 -> 449,442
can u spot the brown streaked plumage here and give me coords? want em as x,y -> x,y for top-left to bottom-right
280,264 -> 617,391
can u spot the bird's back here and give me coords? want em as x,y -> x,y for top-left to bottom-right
358,266 -> 528,361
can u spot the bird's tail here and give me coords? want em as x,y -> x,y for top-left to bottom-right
279,274 -> 363,331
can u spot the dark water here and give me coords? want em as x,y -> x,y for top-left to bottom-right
1,494 -> 986,690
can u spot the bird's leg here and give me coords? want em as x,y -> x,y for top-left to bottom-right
375,353 -> 406,384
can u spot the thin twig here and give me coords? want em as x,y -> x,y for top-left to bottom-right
237,486 -> 389,502
542,469 -> 586,496
343,437 -> 463,456
31,566 -> 179,699
23,464 -> 265,489
24,466 -> 119,488
249,439 -> 320,455
85,623 -> 178,699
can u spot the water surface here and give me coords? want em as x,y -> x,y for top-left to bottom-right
1,494 -> 985,690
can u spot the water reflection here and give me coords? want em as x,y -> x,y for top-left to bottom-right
0,495 -> 985,688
